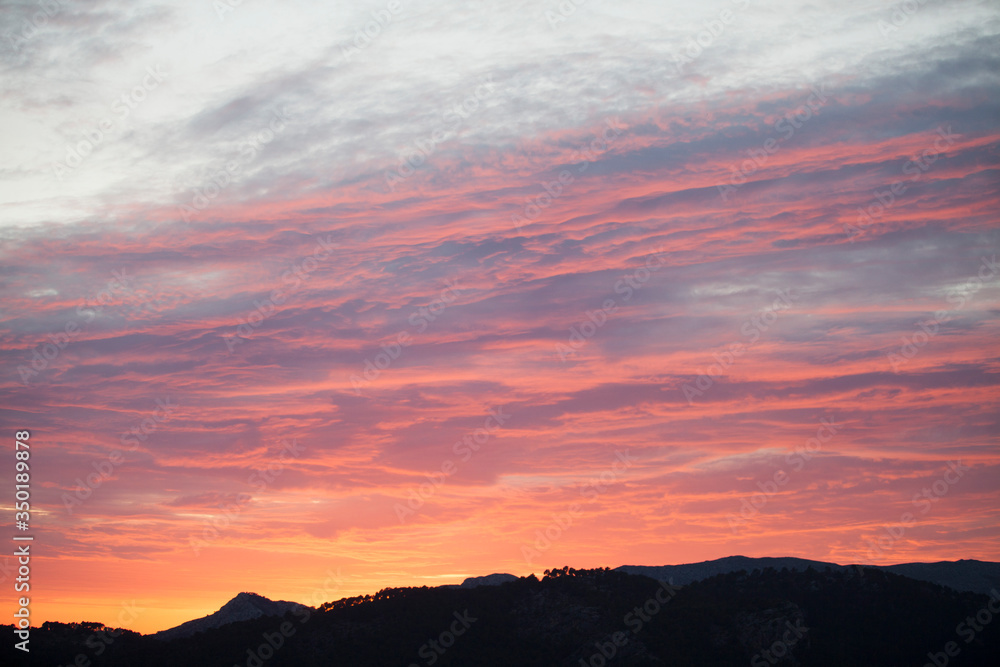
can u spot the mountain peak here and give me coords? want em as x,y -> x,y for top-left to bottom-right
459,573 -> 518,588
234,591 -> 265,599
153,592 -> 310,641
222,591 -> 268,608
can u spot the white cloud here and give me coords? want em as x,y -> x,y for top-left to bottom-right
0,0 -> 997,228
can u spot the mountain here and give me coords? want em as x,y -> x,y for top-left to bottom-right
7,566 -> 999,666
883,559 -> 1000,596
439,573 -> 519,589
616,555 -> 1000,596
616,555 -> 841,586
151,592 -> 311,641
459,573 -> 519,588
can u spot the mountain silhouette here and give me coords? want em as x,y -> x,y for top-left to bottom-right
616,555 -> 1000,595
151,591 -> 311,641
6,559 -> 999,665
456,573 -> 519,588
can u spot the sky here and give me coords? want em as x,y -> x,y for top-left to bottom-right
1,0 -> 999,636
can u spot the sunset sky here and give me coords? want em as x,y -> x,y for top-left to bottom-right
2,0 -> 999,635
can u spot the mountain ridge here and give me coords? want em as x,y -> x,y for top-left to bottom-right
148,556 -> 1000,639
11,565 -> 1000,665
151,591 -> 311,641
614,555 -> 1000,596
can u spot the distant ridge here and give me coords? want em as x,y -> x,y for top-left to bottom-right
25,564 -> 997,664
614,556 -> 1000,595
459,573 -> 518,588
152,592 -> 311,641
148,558 -> 1000,640
615,556 -> 843,586
439,573 -> 519,589
883,559 -> 1000,596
